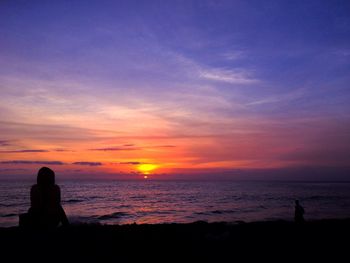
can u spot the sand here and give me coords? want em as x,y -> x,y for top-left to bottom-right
0,219 -> 349,262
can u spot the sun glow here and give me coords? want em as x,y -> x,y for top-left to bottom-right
137,164 -> 158,174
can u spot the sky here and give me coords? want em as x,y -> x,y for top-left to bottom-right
0,0 -> 350,180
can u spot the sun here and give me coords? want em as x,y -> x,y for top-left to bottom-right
137,164 -> 158,175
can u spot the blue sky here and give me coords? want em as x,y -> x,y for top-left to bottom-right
0,0 -> 350,179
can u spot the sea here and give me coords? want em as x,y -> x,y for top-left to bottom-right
1,180 -> 350,227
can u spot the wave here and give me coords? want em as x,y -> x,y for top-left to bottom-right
195,210 -> 237,215
0,203 -> 12,207
304,195 -> 343,201
64,199 -> 85,203
117,205 -> 132,208
136,210 -> 174,216
130,195 -> 147,200
0,203 -> 28,207
1,213 -> 17,217
98,212 -> 130,220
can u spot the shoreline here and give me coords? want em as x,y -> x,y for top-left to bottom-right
1,217 -> 349,228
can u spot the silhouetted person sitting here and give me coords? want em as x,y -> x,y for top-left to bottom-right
294,200 -> 305,223
19,167 -> 69,228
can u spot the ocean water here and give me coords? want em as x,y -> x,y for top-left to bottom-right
1,180 -> 350,227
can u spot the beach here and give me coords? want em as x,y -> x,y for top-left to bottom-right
1,1 -> 350,262
1,219 -> 349,262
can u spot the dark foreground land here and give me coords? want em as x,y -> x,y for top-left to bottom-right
1,219 -> 349,262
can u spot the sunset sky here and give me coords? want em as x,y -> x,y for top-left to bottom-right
1,1 -> 350,180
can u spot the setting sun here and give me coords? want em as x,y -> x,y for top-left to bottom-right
137,164 -> 158,174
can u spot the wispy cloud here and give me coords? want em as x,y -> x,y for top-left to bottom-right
167,51 -> 258,86
150,145 -> 176,148
246,89 -> 305,106
0,147 -> 72,153
222,51 -> 245,61
0,140 -> 13,147
333,49 -> 350,57
0,121 -> 121,146
72,162 -> 102,166
90,145 -> 175,151
119,161 -> 143,165
1,160 -> 64,165
0,149 -> 49,153
53,149 -> 73,152
199,68 -> 258,84
89,146 -> 140,151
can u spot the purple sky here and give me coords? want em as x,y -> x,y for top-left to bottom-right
0,1 -> 350,180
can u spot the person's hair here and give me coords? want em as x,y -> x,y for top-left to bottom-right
37,167 -> 55,186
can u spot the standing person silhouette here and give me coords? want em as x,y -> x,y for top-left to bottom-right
294,200 -> 305,223
20,167 -> 69,228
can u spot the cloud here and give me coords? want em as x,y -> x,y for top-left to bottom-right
199,69 -> 258,84
170,51 -> 259,86
0,149 -> 49,153
89,146 -> 140,151
0,160 -> 64,165
90,145 -> 175,151
53,149 -> 74,152
150,145 -> 176,148
246,89 -> 305,106
89,147 -> 140,151
222,51 -> 245,60
118,161 -> 142,165
72,162 -> 102,166
0,140 -> 13,147
0,121 -> 115,143
0,148 -> 74,153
